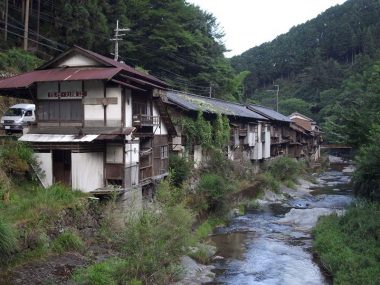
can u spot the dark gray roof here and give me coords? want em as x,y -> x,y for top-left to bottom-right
166,91 -> 267,121
248,105 -> 291,122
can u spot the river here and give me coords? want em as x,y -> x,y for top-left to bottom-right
207,162 -> 353,285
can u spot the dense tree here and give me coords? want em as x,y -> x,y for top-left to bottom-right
1,0 -> 234,99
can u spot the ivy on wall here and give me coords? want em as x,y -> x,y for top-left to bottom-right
178,111 -> 230,151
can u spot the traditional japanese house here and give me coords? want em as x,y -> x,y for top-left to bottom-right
0,46 -> 175,194
247,104 -> 292,157
289,112 -> 322,161
162,91 -> 271,165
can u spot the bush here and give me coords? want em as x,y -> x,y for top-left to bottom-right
266,156 -> 301,183
0,219 -> 18,262
353,124 -> 380,200
156,179 -> 185,206
313,201 -> 380,285
197,173 -> 233,214
0,48 -> 42,73
51,231 -> 84,254
255,172 -> 280,193
0,141 -> 36,178
78,204 -> 194,284
169,155 -> 191,187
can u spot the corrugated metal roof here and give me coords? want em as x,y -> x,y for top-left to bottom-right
248,105 -> 291,122
0,67 -> 121,89
166,91 -> 267,120
0,46 -> 168,91
28,126 -> 135,135
19,134 -> 99,143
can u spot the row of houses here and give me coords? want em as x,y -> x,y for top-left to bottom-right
0,46 -> 322,196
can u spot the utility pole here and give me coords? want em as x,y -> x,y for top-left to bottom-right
110,20 -> 129,61
209,82 -> 212,98
274,84 -> 279,112
36,0 -> 40,50
266,84 -> 280,111
4,0 -> 8,41
23,0 -> 30,51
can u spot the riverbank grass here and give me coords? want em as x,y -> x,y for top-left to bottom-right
313,201 -> 380,285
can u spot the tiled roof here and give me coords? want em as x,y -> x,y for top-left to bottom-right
248,105 -> 291,122
166,91 -> 267,120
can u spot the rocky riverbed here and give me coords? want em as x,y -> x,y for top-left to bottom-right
203,162 -> 353,285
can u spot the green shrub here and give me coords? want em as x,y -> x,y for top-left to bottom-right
169,155 -> 191,187
313,201 -> 380,285
266,156 -> 301,183
112,204 -> 194,284
51,231 -> 84,254
0,141 -> 36,176
254,172 -> 280,193
0,48 -> 42,72
197,173 -> 233,214
205,149 -> 234,177
0,219 -> 18,261
156,179 -> 185,206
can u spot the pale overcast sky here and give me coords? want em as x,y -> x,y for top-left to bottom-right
187,0 -> 347,57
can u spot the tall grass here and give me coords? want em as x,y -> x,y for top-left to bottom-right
1,183 -> 86,224
74,203 -> 194,284
0,219 -> 18,262
313,201 -> 380,285
52,231 -> 84,254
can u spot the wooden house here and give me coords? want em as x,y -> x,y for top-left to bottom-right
0,46 -> 175,194
162,91 -> 271,165
247,104 -> 293,157
289,112 -> 322,160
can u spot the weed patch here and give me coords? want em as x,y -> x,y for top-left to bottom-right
313,201 -> 380,285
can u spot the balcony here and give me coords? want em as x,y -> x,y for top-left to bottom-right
132,114 -> 160,127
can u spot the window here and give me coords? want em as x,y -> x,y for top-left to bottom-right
38,100 -> 83,121
25,110 -> 33,116
160,145 -> 168,159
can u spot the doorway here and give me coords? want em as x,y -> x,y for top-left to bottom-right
52,150 -> 71,186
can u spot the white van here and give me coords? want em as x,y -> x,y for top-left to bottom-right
1,104 -> 36,134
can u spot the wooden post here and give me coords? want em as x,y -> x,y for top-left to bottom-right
23,0 -> 30,51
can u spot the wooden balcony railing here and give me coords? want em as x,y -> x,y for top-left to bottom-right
132,114 -> 160,127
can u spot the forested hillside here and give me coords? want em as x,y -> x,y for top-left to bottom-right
231,0 -> 380,135
0,0 -> 240,98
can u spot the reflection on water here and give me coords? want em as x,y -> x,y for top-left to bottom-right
207,164 -> 352,285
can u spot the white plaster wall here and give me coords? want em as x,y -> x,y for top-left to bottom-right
106,87 -> 122,126
58,54 -> 101,67
106,144 -> 124,164
152,102 -> 168,135
194,145 -> 202,168
37,82 -> 58,99
125,140 -> 139,185
84,80 -> 104,121
71,152 -> 104,192
264,125 -> 271,159
34,152 -> 53,188
253,124 -> 263,160
125,140 -> 140,165
125,89 -> 132,127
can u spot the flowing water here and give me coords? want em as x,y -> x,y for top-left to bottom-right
207,163 -> 353,285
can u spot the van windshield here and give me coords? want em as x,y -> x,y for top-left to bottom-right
4,108 -> 24,116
